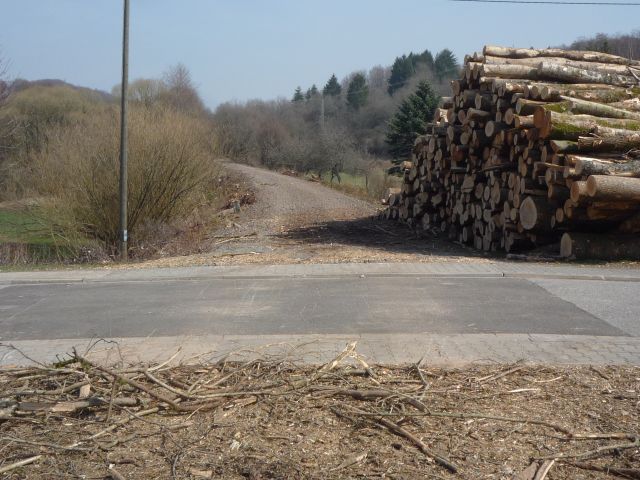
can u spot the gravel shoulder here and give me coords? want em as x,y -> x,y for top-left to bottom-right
138,163 -> 488,268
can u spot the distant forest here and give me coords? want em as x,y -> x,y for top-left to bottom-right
213,48 -> 459,181
564,30 -> 640,60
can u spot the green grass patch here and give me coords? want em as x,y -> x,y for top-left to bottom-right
0,206 -> 97,264
0,208 -> 55,245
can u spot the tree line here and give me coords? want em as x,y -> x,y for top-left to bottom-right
213,48 -> 459,185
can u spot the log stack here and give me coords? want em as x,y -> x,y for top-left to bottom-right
382,45 -> 640,259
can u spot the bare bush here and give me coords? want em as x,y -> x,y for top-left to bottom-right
30,104 -> 219,252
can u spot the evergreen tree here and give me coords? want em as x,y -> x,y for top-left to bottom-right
292,86 -> 304,102
415,49 -> 434,71
346,73 -> 368,110
305,84 -> 319,100
385,81 -> 440,164
323,74 -> 342,97
387,55 -> 415,95
434,49 -> 459,82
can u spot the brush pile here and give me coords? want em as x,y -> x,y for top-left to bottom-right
0,343 -> 639,478
383,45 -> 640,259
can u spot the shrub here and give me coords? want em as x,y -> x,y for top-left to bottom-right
30,104 -> 219,252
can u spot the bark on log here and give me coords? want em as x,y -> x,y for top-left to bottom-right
572,155 -> 640,177
534,110 -> 640,140
586,175 -> 640,202
577,127 -> 640,152
561,232 -> 640,260
541,85 -> 640,103
483,45 -> 640,67
538,62 -> 639,87
558,96 -> 640,121
484,55 -> 640,76
479,64 -> 542,80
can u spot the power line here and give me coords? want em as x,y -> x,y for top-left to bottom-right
449,0 -> 640,4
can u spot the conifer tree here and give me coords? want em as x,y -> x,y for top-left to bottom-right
292,86 -> 304,102
385,81 -> 440,164
346,73 -> 368,110
323,74 -> 342,97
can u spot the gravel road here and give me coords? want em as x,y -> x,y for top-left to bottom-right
137,163 -> 485,267
223,163 -> 376,236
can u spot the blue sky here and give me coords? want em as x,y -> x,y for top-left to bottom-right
2,1 -> 638,107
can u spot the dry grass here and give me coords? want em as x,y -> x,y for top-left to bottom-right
0,343 -> 638,479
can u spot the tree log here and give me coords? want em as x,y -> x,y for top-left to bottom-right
535,110 -> 640,140
541,85 -> 640,102
586,175 -> 640,202
577,127 -> 640,152
572,155 -> 640,177
484,55 -> 640,76
557,96 -> 640,121
519,196 -> 555,231
561,232 -> 640,260
479,64 -> 542,80
483,45 -> 640,67
538,62 -> 639,87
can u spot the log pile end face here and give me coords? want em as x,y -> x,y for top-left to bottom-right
384,45 -> 640,259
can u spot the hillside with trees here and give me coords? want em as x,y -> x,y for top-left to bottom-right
0,59 -> 223,263
563,30 -> 640,60
213,48 -> 460,197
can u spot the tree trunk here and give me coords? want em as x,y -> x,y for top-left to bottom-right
558,96 -> 640,120
541,85 -> 640,103
484,55 -> 640,76
538,62 -> 638,87
577,127 -> 640,152
572,155 -> 640,177
483,45 -> 640,66
519,195 -> 555,231
479,64 -> 542,80
586,175 -> 640,202
560,232 -> 640,259
534,110 -> 640,140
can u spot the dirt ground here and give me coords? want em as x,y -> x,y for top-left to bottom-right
131,163 -> 492,269
1,344 -> 638,479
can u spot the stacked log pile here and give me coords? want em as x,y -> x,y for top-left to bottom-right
383,45 -> 640,259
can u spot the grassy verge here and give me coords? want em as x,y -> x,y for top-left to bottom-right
304,169 -> 401,202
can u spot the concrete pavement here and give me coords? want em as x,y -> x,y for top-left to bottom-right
1,262 -> 639,366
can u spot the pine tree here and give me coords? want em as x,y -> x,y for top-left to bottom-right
305,84 -> 319,100
323,74 -> 341,97
346,73 -> 368,110
292,86 -> 304,102
434,49 -> 459,82
385,81 -> 440,164
387,55 -> 415,95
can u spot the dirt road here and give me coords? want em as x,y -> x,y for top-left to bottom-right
141,163 -> 485,267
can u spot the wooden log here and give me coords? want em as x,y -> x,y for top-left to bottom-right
572,155 -> 640,177
484,55 -> 640,76
541,85 -> 640,103
538,62 -> 638,87
483,45 -> 640,67
534,110 -> 640,140
577,127 -> 640,152
586,175 -> 640,202
560,232 -> 640,260
557,96 -> 640,121
516,98 -> 549,116
479,63 -> 542,80
519,196 -> 555,231
570,181 -> 590,204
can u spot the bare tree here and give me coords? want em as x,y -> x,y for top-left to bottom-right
162,63 -> 205,114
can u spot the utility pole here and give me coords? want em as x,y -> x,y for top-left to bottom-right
119,0 -> 130,260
